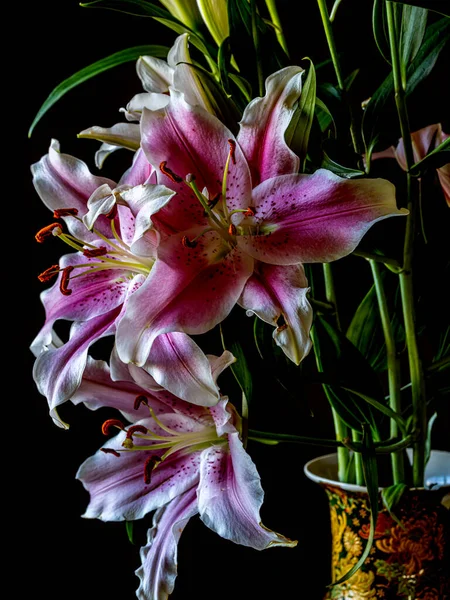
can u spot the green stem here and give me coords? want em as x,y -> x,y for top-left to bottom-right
318,263 -> 349,481
316,0 -> 361,155
250,0 -> 264,97
370,260 -> 405,483
353,249 -> 401,271
352,430 -> 364,485
264,0 -> 290,57
386,1 -> 427,487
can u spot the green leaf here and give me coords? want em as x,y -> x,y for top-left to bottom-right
410,136 -> 450,175
372,0 -> 391,64
284,58 -> 315,171
125,520 -> 135,544
399,5 -> 428,84
320,150 -> 365,178
220,324 -> 253,406
229,73 -> 253,104
311,314 -> 386,435
28,44 -> 169,137
390,0 -> 450,17
346,270 -> 405,372
80,0 -> 173,19
314,97 -> 336,135
381,482 -> 408,526
331,425 -> 379,586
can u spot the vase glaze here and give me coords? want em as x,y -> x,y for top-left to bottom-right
304,451 -> 450,600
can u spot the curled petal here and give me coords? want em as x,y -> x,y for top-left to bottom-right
33,308 -> 120,427
238,262 -> 313,365
137,55 -> 173,93
237,66 -> 303,185
198,432 -> 297,550
136,488 -> 198,600
143,332 -> 224,407
31,139 -> 116,240
78,123 -> 141,151
238,169 -> 407,265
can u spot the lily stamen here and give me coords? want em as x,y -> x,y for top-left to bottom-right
53,208 -> 79,218
35,223 -> 63,243
60,266 -> 74,296
143,455 -> 162,484
160,161 -> 183,183
38,264 -> 60,282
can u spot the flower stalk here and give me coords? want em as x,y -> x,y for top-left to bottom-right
385,0 -> 427,487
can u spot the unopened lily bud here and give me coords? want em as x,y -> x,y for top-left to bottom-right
158,0 -> 203,32
197,0 -> 229,46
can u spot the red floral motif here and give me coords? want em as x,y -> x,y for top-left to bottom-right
359,511 -> 394,540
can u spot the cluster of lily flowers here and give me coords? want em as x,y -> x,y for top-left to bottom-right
31,33 -> 410,600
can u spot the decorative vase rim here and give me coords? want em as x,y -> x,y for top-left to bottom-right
303,449 -> 450,493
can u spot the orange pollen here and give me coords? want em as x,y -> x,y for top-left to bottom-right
38,264 -> 60,283
144,455 -> 162,485
59,266 -> 74,296
277,323 -> 288,332
182,235 -> 198,248
126,425 -> 149,439
160,161 -> 183,183
244,206 -> 256,217
227,139 -> 236,165
208,193 -> 221,209
102,418 -> 126,436
83,246 -> 108,258
134,395 -> 149,410
101,448 -> 121,458
35,223 -> 62,243
53,208 -> 79,218
228,223 -> 237,236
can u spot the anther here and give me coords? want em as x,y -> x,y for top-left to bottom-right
134,395 -> 149,410
35,223 -> 62,243
101,418 -> 126,436
244,206 -> 256,217
208,193 -> 221,210
160,161 -> 183,183
277,324 -> 288,332
83,246 -> 108,258
38,264 -> 60,283
101,448 -> 121,457
53,208 -> 79,218
228,223 -> 237,236
182,235 -> 198,248
227,139 -> 236,165
144,455 -> 162,485
59,266 -> 74,296
126,424 -> 149,438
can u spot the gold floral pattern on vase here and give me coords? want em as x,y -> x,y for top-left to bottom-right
322,484 -> 450,600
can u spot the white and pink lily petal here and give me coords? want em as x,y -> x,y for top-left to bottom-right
238,262 -> 313,365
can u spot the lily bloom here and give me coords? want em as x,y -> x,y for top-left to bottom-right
371,123 -> 450,207
31,140 -> 225,426
75,349 -> 296,600
115,66 -> 407,368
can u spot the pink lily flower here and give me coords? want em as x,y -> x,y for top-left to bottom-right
75,350 -> 296,600
115,67 -> 407,367
371,123 -> 450,207
31,140 -> 227,426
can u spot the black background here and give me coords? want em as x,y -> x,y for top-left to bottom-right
19,1 -> 449,599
